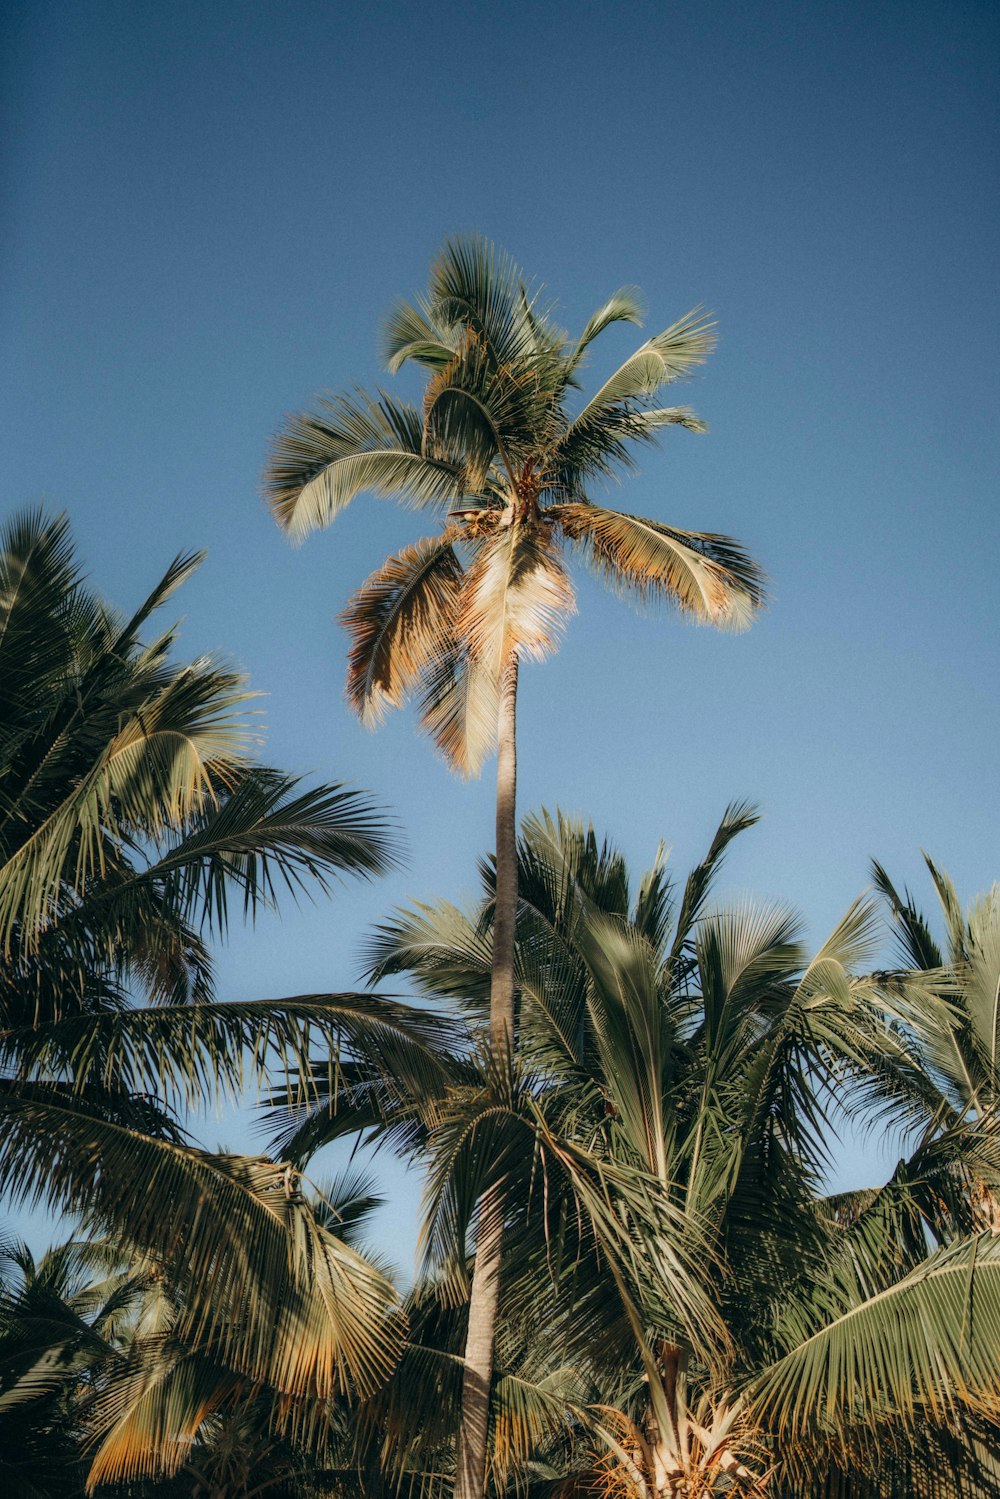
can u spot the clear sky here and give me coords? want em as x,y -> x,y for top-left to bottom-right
3,0 -> 998,1271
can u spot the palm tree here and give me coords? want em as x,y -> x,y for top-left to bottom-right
872,853 -> 1000,1129
0,508 -> 453,1410
302,809 -> 1000,1498
0,1235 -> 129,1497
76,1170 -> 397,1493
265,236 -> 766,1499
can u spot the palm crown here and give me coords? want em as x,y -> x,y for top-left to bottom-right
265,235 -> 766,775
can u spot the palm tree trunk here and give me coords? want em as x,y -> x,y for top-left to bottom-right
453,652 -> 519,1499
489,652 -> 519,1049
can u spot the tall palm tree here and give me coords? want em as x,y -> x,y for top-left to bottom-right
265,237 -> 766,1499
0,508 -> 451,1409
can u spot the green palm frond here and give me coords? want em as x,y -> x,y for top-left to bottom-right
552,405 -> 708,492
568,288 -> 645,370
382,293 -> 459,373
925,854 -> 970,963
562,308 -> 716,433
959,885 -> 1000,1079
0,660 -> 256,956
341,534 -> 464,725
265,389 -> 465,537
421,332 -> 527,487
4,989 -> 451,1117
0,510 -> 84,722
752,1231 -> 1000,1445
669,799 -> 762,960
427,235 -> 544,373
0,1096 -> 403,1397
551,504 -> 766,628
572,913 -> 676,1182
365,896 -> 493,999
871,860 -> 944,971
138,770 -> 396,928
418,1058 -> 726,1366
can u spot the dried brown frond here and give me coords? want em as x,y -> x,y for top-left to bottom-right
457,524 -> 576,677
340,533 -> 463,725
553,504 -> 766,631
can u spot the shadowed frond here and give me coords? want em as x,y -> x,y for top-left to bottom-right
341,534 -> 464,725
871,859 -> 944,971
137,770 -> 396,928
552,405 -> 708,491
265,389 -> 464,538
4,989 -> 452,1118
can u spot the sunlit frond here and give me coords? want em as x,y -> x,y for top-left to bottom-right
752,1231 -> 1000,1445
564,309 -> 717,432
553,503 -> 766,629
568,288 -> 645,369
457,526 -> 576,677
85,1346 -> 241,1489
418,644 -> 500,777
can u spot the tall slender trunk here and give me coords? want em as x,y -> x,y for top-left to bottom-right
453,652 -> 519,1499
488,652 -> 519,1049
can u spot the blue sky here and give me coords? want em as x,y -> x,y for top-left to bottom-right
3,0 -> 998,1270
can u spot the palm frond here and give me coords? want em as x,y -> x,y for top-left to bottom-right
563,309 -> 716,433
552,505 -> 766,629
85,1344 -> 241,1489
871,859 -> 944,970
0,510 -> 83,722
0,662 -> 259,956
427,235 -> 543,373
458,526 -> 576,677
5,989 -> 451,1120
0,1095 -> 403,1397
382,294 -> 459,373
418,644 -> 500,777
568,289 -> 645,370
341,534 -> 464,726
752,1231 -> 1000,1445
265,389 -> 464,537
669,800 -> 761,959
